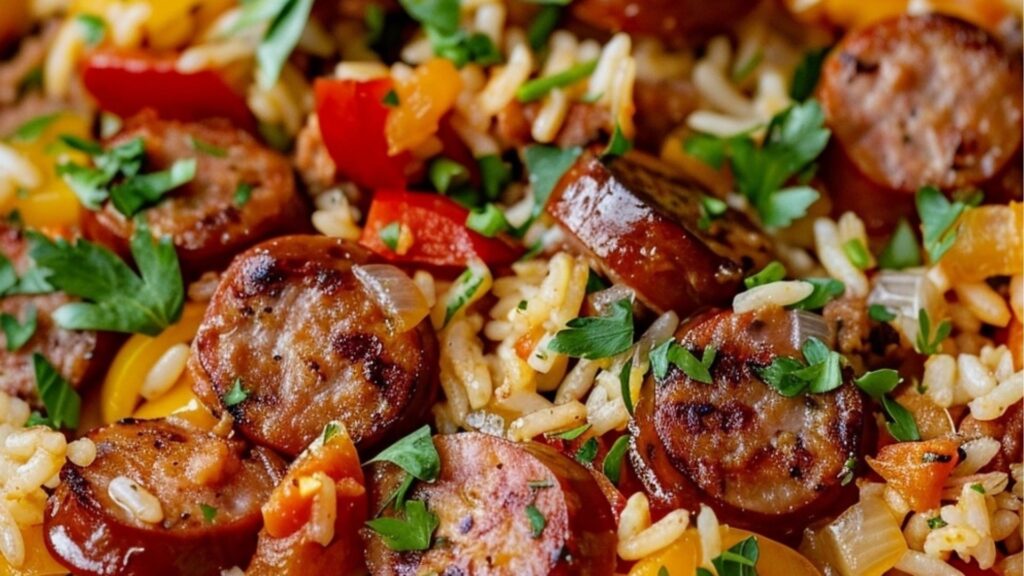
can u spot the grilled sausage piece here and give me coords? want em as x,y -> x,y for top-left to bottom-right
44,418 -> 285,576
81,113 -> 307,276
546,151 -> 773,319
818,14 -> 1022,222
362,433 -> 617,576
0,224 -> 117,402
570,0 -> 757,39
629,307 -> 865,540
190,236 -> 439,457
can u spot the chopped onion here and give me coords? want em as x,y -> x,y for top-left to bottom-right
819,496 -> 907,576
789,310 -> 833,349
868,270 -> 946,345
353,264 -> 429,333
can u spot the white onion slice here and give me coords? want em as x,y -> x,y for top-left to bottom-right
353,264 -> 429,333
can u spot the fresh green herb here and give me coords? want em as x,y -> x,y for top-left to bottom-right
744,261 -> 786,289
516,300 -> 528,311
516,59 -> 597,103
397,0 -> 499,66
657,568 -> 669,576
585,269 -> 608,294
758,336 -> 842,397
0,255 -> 15,295
27,220 -> 183,335
235,0 -> 315,89
398,0 -> 459,36
526,5 -> 561,51
705,536 -> 759,576
257,121 -> 291,152
31,354 -> 81,429
649,340 -> 716,384
843,238 -> 871,270
2,264 -> 53,297
854,369 -> 902,398
364,4 -> 385,44
75,13 -> 106,46
547,423 -> 590,441
223,377 -> 249,407
869,304 -> 897,322
9,113 -> 59,143
697,195 -> 728,231
1,305 -> 36,351
378,222 -> 402,252
368,425 -> 440,511
916,186 -> 980,263
524,145 -> 582,217
686,101 -> 830,228
619,358 -> 634,416
927,516 -> 947,529
547,298 -> 634,359
731,50 -> 763,83
322,421 -> 342,444
790,46 -> 830,101
970,483 -> 986,494
200,504 -> 218,523
602,435 -> 630,484
477,154 -> 511,201
382,89 -> 400,108
109,159 -> 197,217
878,218 -> 922,270
443,266 -> 486,326
601,122 -> 633,160
839,456 -> 856,486
790,278 -> 845,311
17,67 -> 43,96
575,437 -> 598,464
365,499 -> 439,551
915,309 -> 951,355
466,204 -> 509,237
233,183 -> 253,207
525,504 -> 546,538
429,157 -> 469,194
189,136 -> 227,158
881,395 -> 920,442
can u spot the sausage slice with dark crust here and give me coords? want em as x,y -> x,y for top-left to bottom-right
81,113 -> 308,276
43,418 -> 285,576
546,151 -> 773,319
362,432 -> 617,576
570,0 -> 758,39
629,307 -> 865,540
190,236 -> 439,457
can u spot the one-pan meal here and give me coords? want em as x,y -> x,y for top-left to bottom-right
0,0 -> 1022,574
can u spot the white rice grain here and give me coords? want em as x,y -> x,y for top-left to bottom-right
507,400 -> 586,442
108,477 -> 164,524
954,282 -> 1012,328
815,217 -> 869,297
732,281 -> 814,313
969,371 -> 1024,421
478,43 -> 533,117
140,343 -> 190,401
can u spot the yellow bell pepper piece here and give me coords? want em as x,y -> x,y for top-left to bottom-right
100,302 -> 206,424
4,113 -> 88,229
133,373 -> 218,430
386,58 -> 463,156
629,526 -> 821,576
0,525 -> 66,576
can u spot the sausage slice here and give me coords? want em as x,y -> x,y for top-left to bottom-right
819,14 -> 1023,194
546,151 -> 772,318
0,224 -> 116,402
570,0 -> 757,39
44,418 -> 285,576
189,236 -> 439,457
629,307 -> 865,540
82,113 -> 308,276
362,432 -> 617,576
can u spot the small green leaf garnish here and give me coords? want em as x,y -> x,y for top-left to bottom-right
478,154 -> 511,201
223,377 -> 249,407
75,13 -> 107,46
547,423 -> 590,441
602,435 -> 629,484
868,304 -> 897,322
915,309 -> 951,356
523,145 -> 582,217
465,204 -> 509,237
547,298 -> 634,360
200,504 -> 217,523
575,437 -> 598,464
235,0 -> 315,89
443,265 -> 486,326
649,340 -> 716,384
525,504 -> 546,538
379,222 -> 401,252
744,261 -> 786,289
916,186 -> 980,263
366,425 -> 440,484
697,194 -> 728,231
381,89 -> 400,108
9,113 -> 59,143
927,516 -> 947,529
790,46 -> 830,101
789,278 -> 845,311
31,353 -> 81,430
843,238 -> 871,270
365,499 -> 439,551
878,218 -> 922,270
601,122 -> 632,160
854,369 -> 902,398
233,183 -> 253,207
758,337 -> 842,397
1,305 -> 37,351
619,358 -> 634,416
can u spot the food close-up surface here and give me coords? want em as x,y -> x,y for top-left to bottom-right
0,0 -> 1022,574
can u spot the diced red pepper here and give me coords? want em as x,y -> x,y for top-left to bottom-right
82,50 -> 254,129
360,189 -> 523,268
314,77 -> 412,190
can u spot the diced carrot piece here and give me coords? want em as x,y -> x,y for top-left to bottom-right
867,438 -> 960,512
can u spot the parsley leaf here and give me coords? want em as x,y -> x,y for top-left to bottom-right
915,309 -> 951,355
916,186 -> 979,263
524,145 -> 582,217
478,154 -> 511,201
868,304 -> 897,322
430,157 -> 469,194
443,265 -> 486,327
381,89 -> 400,108
379,221 -> 401,251
200,504 -> 218,523
466,203 -> 509,237
1,305 -> 36,351
525,504 -> 546,538
547,423 -> 590,440
790,278 -> 845,311
223,377 -> 249,406
878,218 -> 922,270
237,0 -> 315,90
649,340 -> 716,384
602,435 -> 629,484
189,136 -> 227,157
708,536 -> 759,576
365,499 -> 439,551
27,220 -> 183,335
547,298 -> 634,359
9,113 -> 59,143
575,437 -> 598,464
75,14 -> 106,46
31,353 -> 81,429
854,369 -> 901,398
366,425 -> 441,484
843,238 -> 871,270
109,158 -> 196,217
758,336 -> 843,397
233,183 -> 253,207
697,194 -> 728,231
881,394 -> 920,442
790,46 -> 830,101
601,122 -> 633,160
619,358 -> 634,416
0,255 -> 15,295
744,261 -> 786,289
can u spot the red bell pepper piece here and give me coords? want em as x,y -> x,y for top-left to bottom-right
314,77 -> 412,190
360,190 -> 523,268
82,50 -> 254,129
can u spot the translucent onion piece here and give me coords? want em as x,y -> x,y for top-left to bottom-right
868,269 -> 946,345
353,264 -> 429,333
820,496 -> 907,576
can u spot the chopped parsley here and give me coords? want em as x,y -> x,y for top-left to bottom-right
429,157 -> 469,194
397,0 -> 500,67
649,340 -> 716,384
970,483 -> 986,494
1,305 -> 36,351
381,89 -> 400,108
75,13 -> 106,46
853,369 -> 901,398
547,423 -> 590,441
839,456 -> 857,486
868,304 -> 897,322
27,220 -> 183,335
516,59 -> 598,103
915,309 -> 951,356
927,516 -> 947,529
235,0 -> 315,89
478,154 -> 511,201
365,498 -> 439,551
442,265 -> 486,326
525,504 -> 546,538
602,435 -> 629,484
575,437 -> 598,464
222,377 -> 249,407
843,238 -> 871,270
744,261 -> 786,289
790,278 -> 845,311
601,122 -> 633,160
200,504 -> 217,523
30,354 -> 81,430
189,136 -> 227,158
854,368 -> 920,442
697,536 -> 759,576
233,183 -> 253,207
547,298 -> 634,359
790,46 -> 830,101
378,221 -> 401,251
697,194 -> 728,231
619,358 -> 634,416
916,185 -> 981,263
322,421 -> 342,444
878,218 -> 922,270
523,145 -> 582,217
9,113 -> 59,143
366,425 -> 440,509
465,204 -> 509,237
758,336 -> 842,397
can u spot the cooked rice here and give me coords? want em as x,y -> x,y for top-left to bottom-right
108,475 -> 164,525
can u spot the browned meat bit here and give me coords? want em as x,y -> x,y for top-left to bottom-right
630,308 -> 865,540
294,114 -> 338,195
632,79 -> 698,153
190,236 -> 439,457
958,400 -> 1023,473
44,418 -> 286,576
81,113 -> 308,277
0,224 -> 117,402
362,433 -> 617,576
823,295 -> 870,357
570,0 -> 758,39
497,100 -> 611,149
546,150 -> 773,319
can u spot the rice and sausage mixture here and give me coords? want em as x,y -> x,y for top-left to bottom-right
0,0 -> 1022,575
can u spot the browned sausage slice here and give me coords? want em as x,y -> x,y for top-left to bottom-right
570,0 -> 758,38
43,418 -> 285,576
629,307 -> 865,540
0,224 -> 117,402
189,236 -> 439,457
819,14 -> 1023,194
362,432 -> 617,576
81,113 -> 308,276
546,151 -> 773,318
